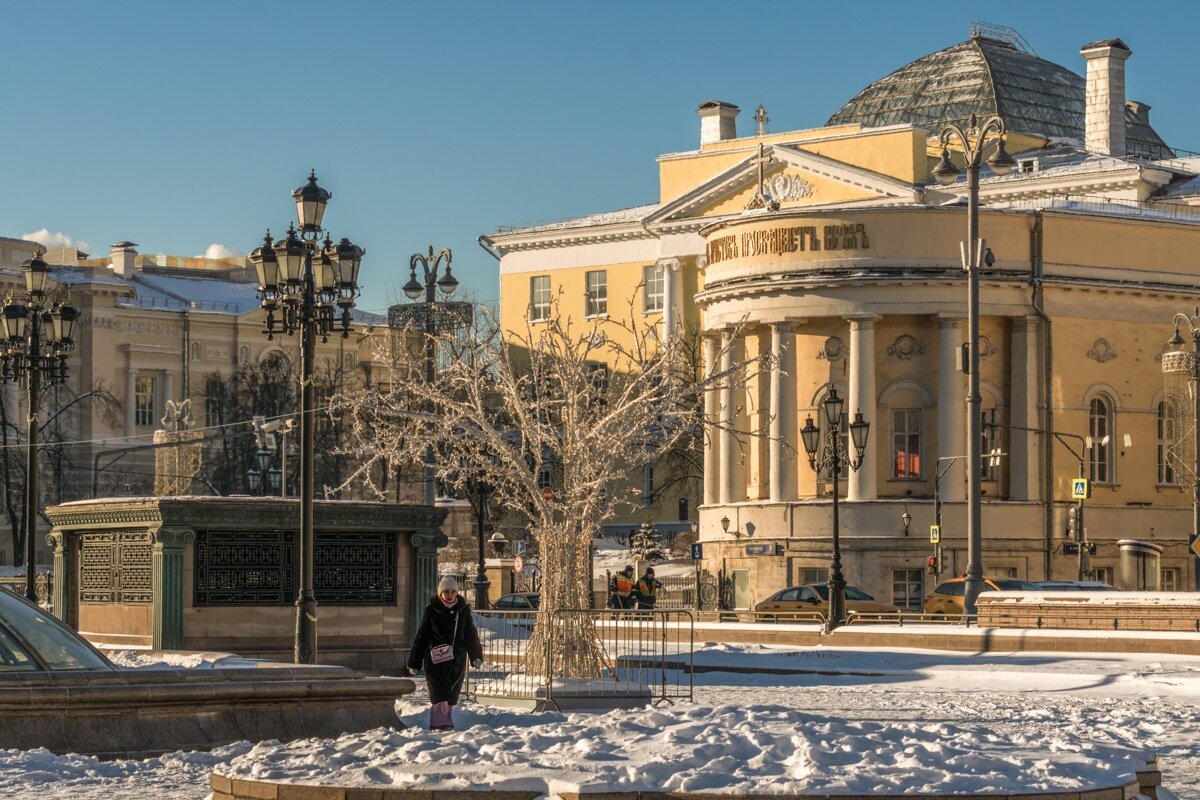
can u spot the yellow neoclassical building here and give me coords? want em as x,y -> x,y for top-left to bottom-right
483,25 -> 1200,608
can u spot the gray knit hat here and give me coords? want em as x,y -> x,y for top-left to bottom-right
437,576 -> 459,594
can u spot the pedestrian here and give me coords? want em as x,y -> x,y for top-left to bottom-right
609,565 -> 636,609
635,566 -> 662,610
407,576 -> 483,731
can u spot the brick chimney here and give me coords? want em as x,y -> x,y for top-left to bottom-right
1080,39 -> 1131,157
110,241 -> 139,278
696,100 -> 739,147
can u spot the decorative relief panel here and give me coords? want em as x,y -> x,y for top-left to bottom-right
79,530 -> 153,604
817,336 -> 846,362
194,530 -> 397,606
978,335 -> 997,359
765,173 -> 814,202
887,335 -> 926,360
1087,338 -> 1117,363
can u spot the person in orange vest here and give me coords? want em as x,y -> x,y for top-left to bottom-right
634,566 -> 662,610
609,565 -> 636,609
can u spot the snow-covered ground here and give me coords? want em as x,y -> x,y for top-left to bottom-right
2,643 -> 1198,799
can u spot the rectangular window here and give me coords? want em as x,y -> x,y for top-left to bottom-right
800,567 -> 829,585
891,568 -> 924,611
892,409 -> 922,478
1161,567 -> 1181,592
585,270 -> 607,317
530,275 -> 551,321
1086,566 -> 1114,585
981,409 -> 999,481
644,264 -> 664,312
1158,401 -> 1177,485
135,375 -> 158,426
1088,398 -> 1112,483
536,463 -> 553,491
204,378 -> 224,429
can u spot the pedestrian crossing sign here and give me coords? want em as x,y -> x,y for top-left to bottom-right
929,525 -> 941,544
1072,478 -> 1090,499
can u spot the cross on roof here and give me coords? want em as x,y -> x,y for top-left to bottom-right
745,144 -> 779,211
754,104 -> 770,136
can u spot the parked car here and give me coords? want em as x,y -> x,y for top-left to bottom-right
492,593 -> 540,611
924,577 -> 1043,615
1036,581 -> 1116,591
755,584 -> 900,617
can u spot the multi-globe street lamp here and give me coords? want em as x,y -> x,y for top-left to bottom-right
248,171 -> 363,664
931,114 -> 1015,614
1,249 -> 78,603
800,387 -> 869,633
246,446 -> 282,496
388,247 -> 472,506
1165,316 -> 1200,590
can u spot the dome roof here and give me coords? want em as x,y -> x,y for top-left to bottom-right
827,34 -> 1172,159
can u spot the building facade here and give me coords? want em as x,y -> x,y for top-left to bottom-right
483,25 -> 1200,608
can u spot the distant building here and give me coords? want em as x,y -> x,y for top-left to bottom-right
483,25 -> 1200,607
0,238 -> 397,566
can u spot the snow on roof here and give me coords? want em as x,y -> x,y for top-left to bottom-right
495,202 -> 659,235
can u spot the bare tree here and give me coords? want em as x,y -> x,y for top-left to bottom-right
331,298 -> 763,678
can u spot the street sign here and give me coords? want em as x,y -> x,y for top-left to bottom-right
929,525 -> 941,544
513,555 -> 524,572
514,539 -> 527,556
690,542 -> 703,560
541,485 -> 553,501
1071,478 -> 1090,499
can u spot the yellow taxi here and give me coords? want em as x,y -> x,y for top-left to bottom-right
755,584 -> 900,618
923,576 -> 1042,615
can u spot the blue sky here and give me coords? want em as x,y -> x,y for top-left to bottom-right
2,1 -> 1196,315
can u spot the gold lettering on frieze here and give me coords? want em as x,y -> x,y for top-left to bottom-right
709,223 -> 868,265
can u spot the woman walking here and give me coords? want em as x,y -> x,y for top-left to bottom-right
407,576 -> 483,731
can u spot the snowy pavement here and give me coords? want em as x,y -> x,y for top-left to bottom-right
1,643 -> 1198,799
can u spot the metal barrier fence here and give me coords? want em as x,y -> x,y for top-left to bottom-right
469,608 -> 694,710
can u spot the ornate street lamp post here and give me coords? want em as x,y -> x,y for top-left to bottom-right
246,446 -> 282,496
397,247 -> 468,506
800,386 -> 869,633
931,114 -> 1015,614
248,171 -> 363,664
1166,316 -> 1200,590
0,249 -> 78,603
466,450 -> 497,609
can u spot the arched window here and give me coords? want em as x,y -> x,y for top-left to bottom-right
1088,397 -> 1113,483
1158,400 -> 1177,485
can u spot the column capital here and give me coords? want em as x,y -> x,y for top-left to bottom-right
934,313 -> 966,327
769,319 -> 805,332
655,257 -> 682,272
844,313 -> 880,330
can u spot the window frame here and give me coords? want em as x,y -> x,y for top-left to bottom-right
529,275 -> 551,322
891,408 -> 923,479
585,270 -> 607,318
891,568 -> 924,611
1157,400 -> 1178,485
1088,396 -> 1114,484
643,264 -> 664,313
134,375 -> 158,427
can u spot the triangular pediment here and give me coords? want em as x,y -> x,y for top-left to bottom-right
646,144 -> 919,225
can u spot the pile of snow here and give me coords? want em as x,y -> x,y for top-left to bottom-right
220,701 -> 1152,796
103,650 -> 273,670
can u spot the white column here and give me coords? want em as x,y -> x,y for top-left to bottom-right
1010,316 -> 1041,501
769,322 -> 798,502
719,330 -> 737,505
937,315 -> 966,502
658,258 -> 681,344
163,373 -> 175,408
125,359 -> 136,436
703,334 -> 720,506
846,314 -> 879,501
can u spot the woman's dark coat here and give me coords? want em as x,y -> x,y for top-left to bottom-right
407,594 -> 483,705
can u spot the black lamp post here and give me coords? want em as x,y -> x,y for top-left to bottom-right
246,447 -> 283,496
1167,317 -> 1200,591
1,249 -> 77,603
931,114 -> 1015,614
399,247 -> 467,507
466,452 -> 497,609
248,171 -> 363,664
800,386 -> 869,633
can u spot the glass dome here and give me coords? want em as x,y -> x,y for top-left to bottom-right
827,32 -> 1172,159
0,589 -> 113,672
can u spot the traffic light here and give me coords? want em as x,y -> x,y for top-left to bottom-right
927,555 -> 939,574
1066,506 -> 1078,540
